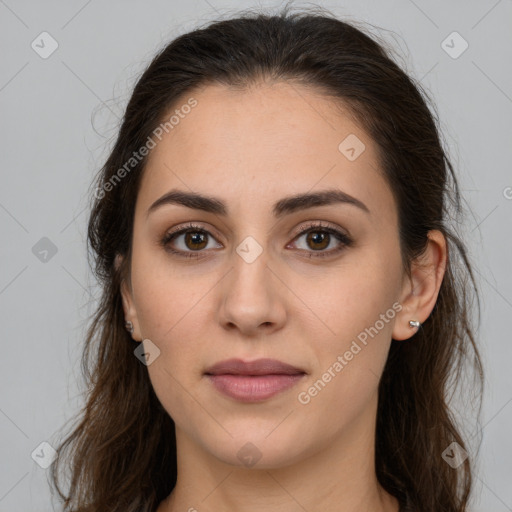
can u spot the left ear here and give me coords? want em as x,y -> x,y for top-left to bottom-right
392,230 -> 447,341
115,253 -> 143,342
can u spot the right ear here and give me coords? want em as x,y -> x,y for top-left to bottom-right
115,254 -> 142,341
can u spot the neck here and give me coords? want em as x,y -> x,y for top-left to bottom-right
157,394 -> 399,512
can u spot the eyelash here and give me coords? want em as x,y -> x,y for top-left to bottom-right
160,221 -> 353,260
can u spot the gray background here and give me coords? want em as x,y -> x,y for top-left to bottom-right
0,0 -> 511,510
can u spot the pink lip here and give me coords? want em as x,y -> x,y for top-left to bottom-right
204,358 -> 306,402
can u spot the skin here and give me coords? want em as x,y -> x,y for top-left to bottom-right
119,81 -> 447,512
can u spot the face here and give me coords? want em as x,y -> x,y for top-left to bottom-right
121,81 -> 411,469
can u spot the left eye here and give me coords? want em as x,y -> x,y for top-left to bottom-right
288,225 -> 353,258
291,228 -> 347,253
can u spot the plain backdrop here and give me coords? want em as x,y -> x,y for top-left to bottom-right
0,0 -> 511,510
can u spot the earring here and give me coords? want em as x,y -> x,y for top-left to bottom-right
125,320 -> 134,334
409,320 -> 421,329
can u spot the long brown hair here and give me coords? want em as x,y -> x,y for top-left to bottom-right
49,4 -> 484,511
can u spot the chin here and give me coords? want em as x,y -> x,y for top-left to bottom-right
198,425 -> 311,470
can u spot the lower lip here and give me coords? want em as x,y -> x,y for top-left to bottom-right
206,374 -> 305,402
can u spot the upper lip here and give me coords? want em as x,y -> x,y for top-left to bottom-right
204,358 -> 306,376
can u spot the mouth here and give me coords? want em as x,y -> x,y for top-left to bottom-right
204,357 -> 306,376
204,358 -> 307,402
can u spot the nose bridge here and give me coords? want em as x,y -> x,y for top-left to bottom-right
233,235 -> 270,290
217,234 -> 286,334
229,236 -> 273,308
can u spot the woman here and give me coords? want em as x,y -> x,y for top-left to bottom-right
50,5 -> 484,512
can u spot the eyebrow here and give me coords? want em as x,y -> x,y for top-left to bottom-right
147,188 -> 370,218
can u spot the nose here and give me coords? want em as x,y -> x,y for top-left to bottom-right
217,247 -> 287,338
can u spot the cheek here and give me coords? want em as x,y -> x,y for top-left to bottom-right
293,250 -> 401,408
133,286 -> 211,431
294,252 -> 401,348
294,294 -> 397,443
129,246 -> 216,414
130,240 -> 215,339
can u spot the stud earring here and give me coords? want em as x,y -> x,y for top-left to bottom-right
409,320 -> 421,329
125,320 -> 134,334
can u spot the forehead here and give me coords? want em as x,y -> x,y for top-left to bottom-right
137,81 -> 395,223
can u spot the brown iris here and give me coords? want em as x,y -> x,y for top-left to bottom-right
306,231 -> 330,250
185,231 -> 208,250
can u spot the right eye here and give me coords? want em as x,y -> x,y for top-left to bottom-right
160,223 -> 222,258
